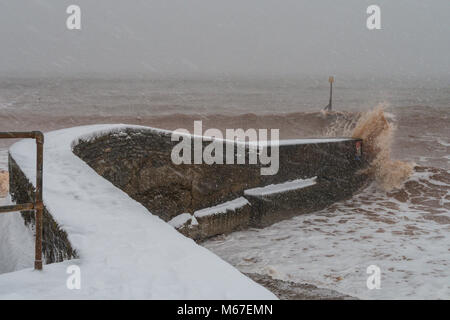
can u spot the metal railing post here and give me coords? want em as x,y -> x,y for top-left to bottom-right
0,131 -> 44,270
34,131 -> 44,270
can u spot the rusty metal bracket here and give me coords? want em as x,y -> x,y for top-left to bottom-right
0,131 -> 44,270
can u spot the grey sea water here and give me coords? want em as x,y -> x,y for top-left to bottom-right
0,75 -> 449,115
0,75 -> 448,168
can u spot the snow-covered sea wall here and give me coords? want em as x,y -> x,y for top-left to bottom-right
4,125 -> 277,299
70,127 -> 368,240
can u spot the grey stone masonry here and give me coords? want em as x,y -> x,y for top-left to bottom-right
72,128 -> 369,240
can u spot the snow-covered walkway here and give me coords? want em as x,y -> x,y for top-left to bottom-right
0,124 -> 276,299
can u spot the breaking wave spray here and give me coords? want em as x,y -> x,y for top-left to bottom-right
325,104 -> 414,191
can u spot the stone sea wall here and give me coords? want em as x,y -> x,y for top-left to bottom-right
72,128 -> 369,240
8,126 -> 368,250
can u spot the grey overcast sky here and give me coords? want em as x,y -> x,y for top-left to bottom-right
0,0 -> 448,77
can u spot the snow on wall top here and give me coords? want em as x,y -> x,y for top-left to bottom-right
71,124 -> 354,148
194,197 -> 250,218
1,124 -> 276,299
244,177 -> 317,197
168,213 -> 197,229
248,138 -> 352,146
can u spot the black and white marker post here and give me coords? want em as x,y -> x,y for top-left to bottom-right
324,76 -> 334,111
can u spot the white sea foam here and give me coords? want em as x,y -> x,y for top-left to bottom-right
204,168 -> 450,300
